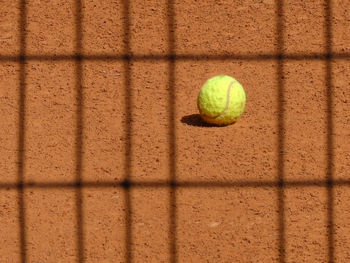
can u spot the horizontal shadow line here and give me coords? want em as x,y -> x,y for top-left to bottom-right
1,53 -> 350,62
1,179 -> 350,189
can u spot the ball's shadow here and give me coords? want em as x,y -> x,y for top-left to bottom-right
181,114 -> 228,127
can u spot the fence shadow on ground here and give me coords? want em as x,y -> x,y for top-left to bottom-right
0,0 -> 343,262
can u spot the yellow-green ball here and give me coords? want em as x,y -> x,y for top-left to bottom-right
197,75 -> 246,125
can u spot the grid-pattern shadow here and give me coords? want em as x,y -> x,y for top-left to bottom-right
0,0 -> 350,262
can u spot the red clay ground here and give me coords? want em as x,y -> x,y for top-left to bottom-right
1,0 -> 350,262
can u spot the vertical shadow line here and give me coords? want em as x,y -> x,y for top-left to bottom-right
167,0 -> 177,262
122,0 -> 133,262
168,60 -> 176,263
75,0 -> 85,262
324,0 -> 334,262
18,0 -> 27,262
276,0 -> 285,262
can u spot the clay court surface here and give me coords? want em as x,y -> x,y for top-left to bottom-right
0,0 -> 350,262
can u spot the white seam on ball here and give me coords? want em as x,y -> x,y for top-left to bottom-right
212,80 -> 235,118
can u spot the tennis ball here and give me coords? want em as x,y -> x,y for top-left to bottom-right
197,75 -> 246,125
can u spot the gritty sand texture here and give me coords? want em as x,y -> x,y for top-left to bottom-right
0,0 -> 350,262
